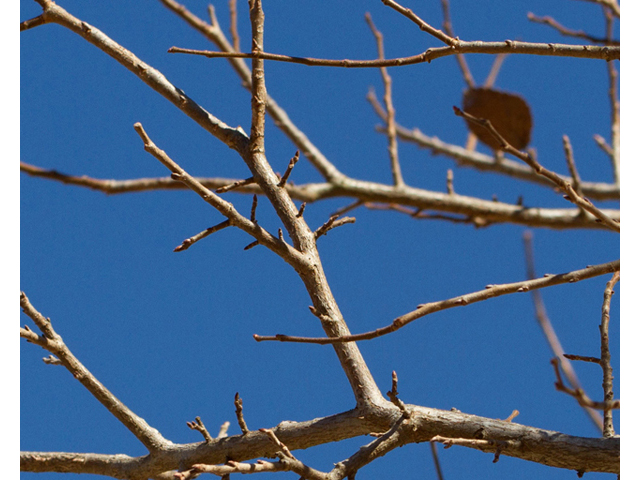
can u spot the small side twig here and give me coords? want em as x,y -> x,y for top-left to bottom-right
250,194 -> 258,223
296,202 -> 306,218
278,151 -> 300,187
604,7 -> 620,184
600,271 -> 620,437
383,0 -> 456,46
228,0 -> 240,51
314,215 -> 356,240
430,435 -> 520,464
564,354 -> 601,364
186,416 -> 214,443
260,429 -> 295,459
523,231 -> 604,431
453,106 -> 620,232
562,135 -> 583,197
551,358 -> 620,411
387,371 -> 410,417
483,54 -> 507,88
446,169 -> 454,194
365,13 -> 404,187
216,176 -> 256,193
527,13 -> 618,45
218,421 -> 231,439
440,0 -> 475,87
234,392 -> 250,434
430,442 -> 445,480
174,220 -> 232,252
21,15 -> 46,31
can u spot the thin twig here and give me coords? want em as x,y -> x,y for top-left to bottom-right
551,358 -> 620,411
234,393 -> 250,434
446,169 -> 454,194
20,292 -> 170,451
593,134 -> 614,158
253,259 -> 620,344
440,0 -> 475,87
314,215 -> 356,240
186,417 -> 214,443
523,231 -> 604,431
527,13 -> 618,45
296,202 -> 306,218
604,8 -> 620,184
174,220 -> 231,252
160,0 -> 345,182
168,40 -> 618,67
573,0 -> 620,17
562,135 -> 584,198
278,151 -> 300,187
250,194 -> 258,223
383,0 -> 456,46
365,13 -> 404,187
228,0 -> 240,51
564,354 -> 601,364
387,371 -> 410,417
216,176 -> 256,193
20,15 -> 46,31
430,442 -> 445,480
600,271 -> 619,437
217,421 -> 231,439
453,106 -> 620,232
504,410 -> 520,422
483,54 -> 507,88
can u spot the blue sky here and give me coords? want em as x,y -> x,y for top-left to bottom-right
20,1 -> 621,479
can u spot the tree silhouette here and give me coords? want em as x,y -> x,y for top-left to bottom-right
20,1 -> 619,479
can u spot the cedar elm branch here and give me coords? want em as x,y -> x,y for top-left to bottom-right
21,0 -> 620,478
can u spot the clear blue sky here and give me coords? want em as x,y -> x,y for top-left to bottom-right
20,1 -> 620,479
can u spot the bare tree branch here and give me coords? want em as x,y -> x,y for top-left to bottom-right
599,271 -> 620,437
20,292 -> 171,452
365,13 -> 404,187
453,106 -> 620,232
254,259 -> 619,344
523,232 -> 604,431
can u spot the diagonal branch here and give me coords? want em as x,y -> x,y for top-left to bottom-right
453,106 -> 620,232
367,99 -> 620,202
28,0 -> 248,154
527,13 -> 618,45
254,259 -> 620,344
365,13 -> 404,187
523,232 -> 604,431
599,271 -> 619,437
133,122 -> 303,265
158,0 -> 344,183
20,292 -> 171,452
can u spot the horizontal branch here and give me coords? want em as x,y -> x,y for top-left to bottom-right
388,123 -> 620,202
21,161 -> 619,231
168,39 -> 618,68
20,402 -> 619,477
254,259 -> 620,344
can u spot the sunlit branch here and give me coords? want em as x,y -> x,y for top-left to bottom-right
254,259 -> 620,344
